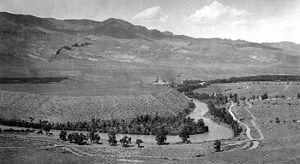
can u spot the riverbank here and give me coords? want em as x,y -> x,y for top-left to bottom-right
0,99 -> 233,144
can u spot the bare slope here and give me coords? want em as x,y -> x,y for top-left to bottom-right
0,88 -> 190,123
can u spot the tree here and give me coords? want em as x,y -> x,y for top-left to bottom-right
42,123 -> 51,134
120,136 -> 129,147
37,129 -> 43,134
240,96 -> 247,101
68,132 -> 80,143
213,140 -> 221,152
229,93 -> 233,99
261,93 -> 268,100
76,133 -> 87,145
155,128 -> 167,145
135,139 -> 143,147
88,131 -> 100,143
232,93 -> 238,102
108,131 -> 117,146
59,130 -> 67,141
93,134 -> 101,143
275,117 -> 280,123
127,137 -> 132,145
72,42 -> 80,47
67,132 -> 87,145
179,126 -> 190,143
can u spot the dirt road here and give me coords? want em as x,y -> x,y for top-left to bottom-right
228,102 -> 264,149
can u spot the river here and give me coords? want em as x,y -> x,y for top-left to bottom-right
0,99 -> 233,143
98,99 -> 233,143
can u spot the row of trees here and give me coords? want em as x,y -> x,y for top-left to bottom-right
0,128 -> 35,133
176,75 -> 300,94
184,91 -> 231,105
207,75 -> 300,84
59,130 -> 144,147
0,77 -> 67,84
0,118 -> 52,132
177,80 -> 207,92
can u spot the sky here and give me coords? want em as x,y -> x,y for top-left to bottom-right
1,0 -> 299,43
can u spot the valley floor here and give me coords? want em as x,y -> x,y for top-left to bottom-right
1,82 -> 300,163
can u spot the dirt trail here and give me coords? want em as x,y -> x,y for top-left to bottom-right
67,146 -> 93,157
62,147 -> 83,156
0,133 -> 93,157
245,102 -> 264,141
228,103 -> 264,149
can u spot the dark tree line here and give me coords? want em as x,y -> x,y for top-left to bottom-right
185,91 -> 230,105
0,128 -> 35,133
177,80 -> 208,92
207,75 -> 300,84
0,118 -> 53,131
206,101 -> 242,136
0,112 -> 208,136
176,75 -> 300,94
0,77 -> 68,84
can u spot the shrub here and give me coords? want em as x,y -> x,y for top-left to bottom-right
213,140 -> 221,152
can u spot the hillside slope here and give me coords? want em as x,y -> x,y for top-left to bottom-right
0,88 -> 191,122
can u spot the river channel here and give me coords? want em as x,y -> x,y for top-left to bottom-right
98,99 -> 233,143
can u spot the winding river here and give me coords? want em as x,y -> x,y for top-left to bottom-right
0,99 -> 233,143
98,99 -> 233,143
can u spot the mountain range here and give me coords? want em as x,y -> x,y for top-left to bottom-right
0,11 -> 299,82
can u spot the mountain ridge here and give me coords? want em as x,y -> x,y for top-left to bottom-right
0,11 -> 299,79
2,11 -> 299,47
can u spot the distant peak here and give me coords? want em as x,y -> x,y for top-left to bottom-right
103,18 -> 128,23
163,31 -> 173,36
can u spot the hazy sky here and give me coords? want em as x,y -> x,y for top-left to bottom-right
1,0 -> 299,43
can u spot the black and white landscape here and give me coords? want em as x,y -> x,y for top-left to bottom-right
0,1 -> 299,164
